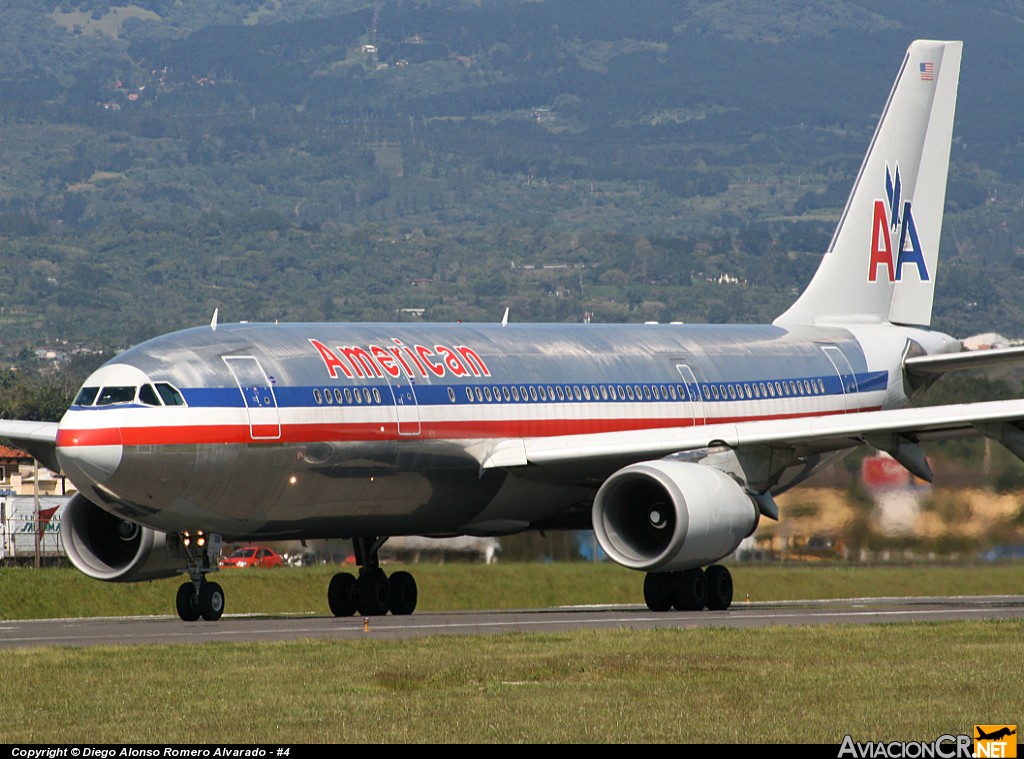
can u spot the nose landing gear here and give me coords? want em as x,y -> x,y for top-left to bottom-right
169,531 -> 225,622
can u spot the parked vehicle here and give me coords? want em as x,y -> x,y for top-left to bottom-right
219,546 -> 284,568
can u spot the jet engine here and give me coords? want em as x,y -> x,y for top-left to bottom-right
62,493 -> 181,582
592,460 -> 759,572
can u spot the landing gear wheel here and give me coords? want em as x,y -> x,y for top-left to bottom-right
643,572 -> 675,612
357,568 -> 391,616
674,568 -> 708,611
705,565 -> 733,611
198,581 -> 225,621
176,582 -> 200,622
328,572 -> 358,617
388,571 -> 418,615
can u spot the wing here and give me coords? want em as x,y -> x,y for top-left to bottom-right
0,420 -> 61,473
483,398 -> 1024,483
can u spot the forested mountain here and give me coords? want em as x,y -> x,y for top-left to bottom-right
1,0 -> 1024,393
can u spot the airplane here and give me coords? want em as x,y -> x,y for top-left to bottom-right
976,728 -> 1017,742
2,39 -> 1022,622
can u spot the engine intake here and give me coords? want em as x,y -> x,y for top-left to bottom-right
62,493 -> 181,582
593,461 -> 759,572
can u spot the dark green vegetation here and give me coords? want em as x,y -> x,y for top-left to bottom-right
2,563 -> 1023,619
2,1 -> 1024,406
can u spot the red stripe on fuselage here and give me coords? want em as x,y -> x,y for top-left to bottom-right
55,407 -> 881,449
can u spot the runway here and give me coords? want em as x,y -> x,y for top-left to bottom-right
2,594 -> 1022,648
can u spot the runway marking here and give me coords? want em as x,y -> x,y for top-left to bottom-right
2,603 -> 1021,647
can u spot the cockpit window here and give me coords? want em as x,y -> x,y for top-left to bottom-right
155,383 -> 186,406
74,387 -> 99,407
96,386 -> 138,406
138,384 -> 161,406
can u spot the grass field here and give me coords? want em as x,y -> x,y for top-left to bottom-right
2,563 -> 1022,743
2,562 -> 1022,619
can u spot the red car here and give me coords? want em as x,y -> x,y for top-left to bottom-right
219,546 -> 284,569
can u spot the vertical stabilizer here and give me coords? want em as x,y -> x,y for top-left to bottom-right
775,40 -> 962,328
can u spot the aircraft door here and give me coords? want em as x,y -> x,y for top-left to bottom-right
675,364 -> 705,426
384,375 -> 422,436
223,356 -> 282,440
821,346 -> 859,413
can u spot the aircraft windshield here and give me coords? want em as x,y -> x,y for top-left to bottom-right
73,381 -> 188,407
96,386 -> 138,406
73,387 -> 99,406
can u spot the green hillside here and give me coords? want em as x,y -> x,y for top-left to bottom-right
1,1 -> 1024,402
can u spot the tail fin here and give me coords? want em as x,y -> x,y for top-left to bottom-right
775,40 -> 962,328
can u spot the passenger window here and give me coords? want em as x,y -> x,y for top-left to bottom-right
466,387 -> 473,402
484,386 -> 493,402
556,386 -> 565,401
363,389 -> 372,404
503,386 -> 511,401
530,386 -> 538,401
335,388 -> 344,404
74,387 -> 100,406
344,389 -> 353,404
512,386 -> 520,401
448,387 -> 456,403
313,389 -> 323,405
96,386 -> 137,406
324,388 -> 333,404
155,383 -> 186,406
138,385 -> 161,406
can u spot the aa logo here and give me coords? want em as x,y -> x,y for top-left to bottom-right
868,162 -> 930,283
974,725 -> 1017,758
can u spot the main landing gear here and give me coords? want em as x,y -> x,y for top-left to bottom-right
327,537 -> 418,617
642,564 -> 733,612
170,531 -> 226,622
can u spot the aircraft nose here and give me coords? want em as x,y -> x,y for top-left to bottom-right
56,427 -> 124,489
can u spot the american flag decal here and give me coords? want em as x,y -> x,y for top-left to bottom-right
920,62 -> 935,81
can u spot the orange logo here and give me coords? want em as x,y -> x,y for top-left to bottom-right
974,726 -> 1017,758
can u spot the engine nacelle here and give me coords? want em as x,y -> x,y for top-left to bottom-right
62,493 -> 181,582
593,461 -> 759,572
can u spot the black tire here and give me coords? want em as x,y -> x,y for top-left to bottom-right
674,568 -> 708,611
705,565 -> 733,611
198,581 -> 225,621
328,572 -> 358,617
388,571 -> 418,615
357,568 -> 391,616
643,572 -> 674,612
176,582 -> 200,622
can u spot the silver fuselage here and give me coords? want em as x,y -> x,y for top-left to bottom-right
55,320 -> 956,540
